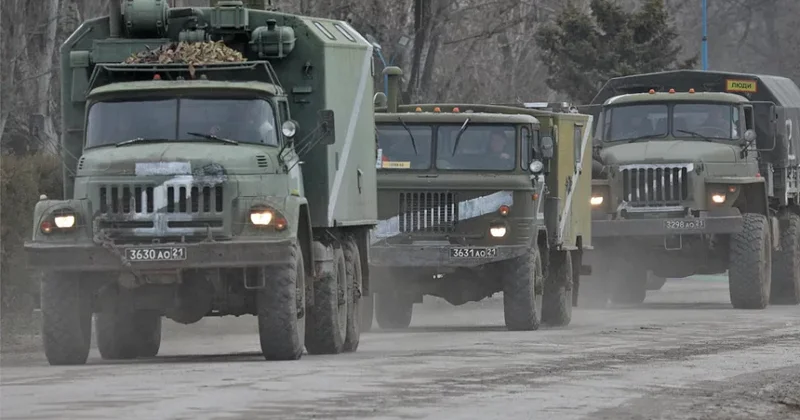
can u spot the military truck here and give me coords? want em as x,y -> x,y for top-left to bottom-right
24,0 -> 377,365
580,70 -> 800,309
365,67 -> 593,331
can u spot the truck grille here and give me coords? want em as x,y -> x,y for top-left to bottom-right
99,184 -> 224,215
398,191 -> 458,233
621,164 -> 691,207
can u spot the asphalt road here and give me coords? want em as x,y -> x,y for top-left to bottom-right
2,278 -> 799,420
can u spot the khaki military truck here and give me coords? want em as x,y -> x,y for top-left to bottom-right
580,70 -> 800,309
363,67 -> 593,331
24,0 -> 378,365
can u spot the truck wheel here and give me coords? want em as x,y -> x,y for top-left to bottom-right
542,250 -> 572,327
646,271 -> 667,291
375,293 -> 413,329
305,246 -> 347,355
41,272 -> 93,366
360,295 -> 374,333
770,211 -> 800,305
135,311 -> 162,358
342,238 -> 363,352
257,242 -> 306,360
729,213 -> 772,309
609,264 -> 647,305
502,250 -> 543,331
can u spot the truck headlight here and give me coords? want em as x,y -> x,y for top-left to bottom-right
490,225 -> 507,238
590,196 -> 604,206
711,193 -> 726,204
250,210 -> 274,225
54,214 -> 76,228
529,160 -> 544,174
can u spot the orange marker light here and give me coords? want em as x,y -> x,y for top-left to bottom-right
649,89 -> 655,94
728,185 -> 737,193
689,88 -> 696,93
433,107 -> 441,112
453,107 -> 460,113
498,205 -> 510,216
153,74 -> 161,80
532,193 -> 539,201
415,107 -> 422,112
669,88 -> 676,93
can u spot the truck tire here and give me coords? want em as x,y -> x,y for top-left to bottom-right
770,211 -> 800,305
609,265 -> 647,305
729,213 -> 772,309
305,246 -> 347,355
41,272 -> 93,366
502,250 -> 543,331
360,295 -> 374,333
135,311 -> 162,358
342,238 -> 363,352
257,242 -> 306,360
96,310 -> 161,359
375,293 -> 413,329
542,250 -> 572,327
646,271 -> 667,291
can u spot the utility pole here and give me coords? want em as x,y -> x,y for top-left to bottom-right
702,0 -> 708,70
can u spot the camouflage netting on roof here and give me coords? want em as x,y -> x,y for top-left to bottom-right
123,41 -> 247,65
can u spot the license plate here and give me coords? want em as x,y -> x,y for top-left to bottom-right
449,247 -> 497,258
664,219 -> 706,230
126,247 -> 187,262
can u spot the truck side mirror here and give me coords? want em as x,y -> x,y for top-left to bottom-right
318,109 -> 336,145
540,135 -> 554,159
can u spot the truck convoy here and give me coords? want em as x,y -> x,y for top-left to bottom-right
581,70 -> 800,309
24,0 -> 378,365
366,67 -> 593,331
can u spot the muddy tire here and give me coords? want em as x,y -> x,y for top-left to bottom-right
360,295 -> 374,333
502,250 -> 543,331
342,238 -> 363,352
542,250 -> 573,327
135,311 -> 162,358
375,293 -> 413,329
771,210 -> 800,305
729,213 -> 772,309
257,242 -> 306,360
41,273 -> 93,366
305,245 -> 347,355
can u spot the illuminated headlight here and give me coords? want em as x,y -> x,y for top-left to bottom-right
490,226 -> 507,238
250,210 -> 274,225
54,214 -> 76,228
590,196 -> 604,206
711,193 -> 726,204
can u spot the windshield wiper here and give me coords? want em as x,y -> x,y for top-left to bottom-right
115,137 -> 171,147
626,134 -> 663,144
186,132 -> 239,145
676,129 -> 714,142
451,118 -> 471,156
396,118 -> 419,155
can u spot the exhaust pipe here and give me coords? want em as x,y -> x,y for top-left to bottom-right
382,66 -> 403,113
109,0 -> 121,38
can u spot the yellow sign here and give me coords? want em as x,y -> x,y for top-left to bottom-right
725,79 -> 758,93
382,161 -> 411,169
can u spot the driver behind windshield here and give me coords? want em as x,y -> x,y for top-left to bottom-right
204,102 -> 276,145
697,106 -> 737,138
489,132 -> 513,161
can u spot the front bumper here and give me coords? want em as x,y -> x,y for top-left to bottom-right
592,208 -> 743,237
370,243 -> 529,268
24,239 -> 294,272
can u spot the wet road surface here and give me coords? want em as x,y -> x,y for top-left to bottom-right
2,278 -> 799,420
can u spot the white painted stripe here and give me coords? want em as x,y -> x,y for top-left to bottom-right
369,191 -> 514,245
557,115 -> 594,244
327,40 -> 373,225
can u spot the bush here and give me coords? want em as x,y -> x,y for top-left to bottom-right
1,153 -> 63,341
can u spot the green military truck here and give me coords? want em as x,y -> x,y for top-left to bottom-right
580,70 -> 800,309
24,0 -> 378,365
364,67 -> 593,331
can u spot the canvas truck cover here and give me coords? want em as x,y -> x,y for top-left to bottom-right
588,70 -> 800,170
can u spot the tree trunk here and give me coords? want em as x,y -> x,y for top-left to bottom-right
33,0 -> 61,154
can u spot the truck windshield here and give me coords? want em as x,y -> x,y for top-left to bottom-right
436,124 -> 516,171
85,98 -> 279,148
604,104 -> 668,142
673,103 -> 739,139
376,124 -> 433,169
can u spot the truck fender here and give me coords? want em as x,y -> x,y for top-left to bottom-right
30,198 -> 91,241
284,196 -> 314,282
